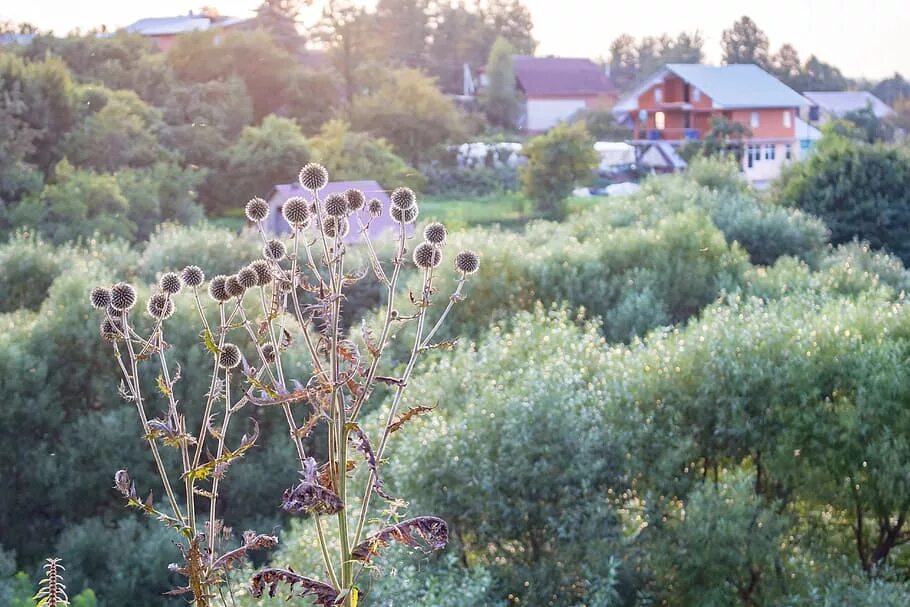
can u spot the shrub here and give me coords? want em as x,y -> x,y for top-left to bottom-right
137,223 -> 261,283
521,122 -> 598,219
423,165 -> 519,198
0,231 -> 62,312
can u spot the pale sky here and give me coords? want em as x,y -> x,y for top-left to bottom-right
3,0 -> 909,80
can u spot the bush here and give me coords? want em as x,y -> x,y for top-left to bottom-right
0,232 -> 62,312
423,165 -> 519,198
521,122 -> 598,219
137,223 -> 261,283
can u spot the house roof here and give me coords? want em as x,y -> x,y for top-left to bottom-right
124,16 -> 214,36
615,63 -> 810,111
803,91 -> 894,118
512,56 -> 616,97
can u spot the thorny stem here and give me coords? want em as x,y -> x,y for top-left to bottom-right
420,277 -> 466,349
209,369 -> 233,567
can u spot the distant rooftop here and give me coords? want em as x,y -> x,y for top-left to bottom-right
124,16 -> 214,36
803,91 -> 894,118
512,55 -> 616,97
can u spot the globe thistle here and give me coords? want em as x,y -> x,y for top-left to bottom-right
225,275 -> 245,298
344,188 -> 366,212
100,317 -> 123,342
263,239 -> 286,261
390,204 -> 418,224
390,187 -> 416,210
423,222 -> 447,245
110,282 -> 137,311
249,259 -> 272,286
413,242 -> 442,269
209,275 -> 231,302
147,292 -> 175,320
90,286 -> 111,309
159,272 -> 183,295
454,250 -> 480,275
299,163 -> 329,192
218,343 -> 242,369
181,265 -> 205,288
245,197 -> 270,222
262,343 -> 277,364
282,197 -> 309,228
322,216 -> 350,238
323,193 -> 348,217
368,198 -> 383,217
237,266 -> 258,289
308,201 -> 319,216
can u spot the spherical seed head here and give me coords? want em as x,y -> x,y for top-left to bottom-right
147,292 -> 175,319
181,265 -> 205,288
282,197 -> 309,228
225,275 -> 245,298
262,343 -> 277,363
209,275 -> 230,302
391,187 -> 416,210
390,205 -> 418,224
344,188 -> 366,212
249,259 -> 271,286
413,242 -> 442,269
159,272 -> 182,295
368,198 -> 383,217
454,250 -> 480,275
322,216 -> 350,238
263,239 -> 286,261
237,266 -> 258,289
245,197 -> 270,222
100,317 -> 123,342
299,163 -> 329,191
424,222 -> 447,244
219,343 -> 242,369
90,286 -> 111,309
323,193 -> 348,217
110,282 -> 137,311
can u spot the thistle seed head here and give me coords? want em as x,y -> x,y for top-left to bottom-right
413,242 -> 442,269
423,222 -> 447,244
90,286 -> 111,309
390,205 -> 418,224
159,272 -> 183,295
225,275 -> 245,298
282,197 -> 310,228
218,343 -> 242,369
181,265 -> 205,288
237,266 -> 258,289
454,250 -> 480,275
368,198 -> 383,217
262,343 -> 277,363
391,187 -> 416,210
110,282 -> 137,311
147,292 -> 175,319
264,239 -> 287,261
249,259 -> 271,286
299,163 -> 329,191
245,197 -> 270,222
344,188 -> 366,212
322,216 -> 350,238
209,275 -> 231,302
323,193 -> 349,217
100,317 -> 123,341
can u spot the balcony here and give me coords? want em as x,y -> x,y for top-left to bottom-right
645,128 -> 701,141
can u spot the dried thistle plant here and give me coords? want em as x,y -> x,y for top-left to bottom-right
33,558 -> 69,607
91,163 -> 479,606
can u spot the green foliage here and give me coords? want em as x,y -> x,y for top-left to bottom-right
423,165 -> 519,198
479,37 -> 521,130
721,16 -> 770,67
137,223 -> 261,283
0,231 -> 62,312
775,134 -> 910,262
521,122 -> 598,218
349,68 -> 466,165
571,108 -> 632,141
840,105 -> 895,143
283,69 -> 342,135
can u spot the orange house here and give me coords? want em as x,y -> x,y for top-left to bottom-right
613,64 -> 810,185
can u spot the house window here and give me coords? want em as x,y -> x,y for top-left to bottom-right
747,145 -> 756,168
655,111 -> 666,130
750,112 -> 760,128
785,144 -> 793,160
654,87 -> 663,103
783,110 -> 791,128
765,144 -> 776,160
692,87 -> 701,102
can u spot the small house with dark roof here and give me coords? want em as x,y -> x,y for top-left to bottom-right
265,181 -> 413,245
802,91 -> 894,124
511,56 -> 617,131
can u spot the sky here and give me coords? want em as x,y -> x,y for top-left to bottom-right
3,0 -> 909,80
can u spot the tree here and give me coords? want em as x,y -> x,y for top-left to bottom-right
254,0 -> 304,52
0,80 -> 42,203
479,37 -> 521,130
374,0 -> 432,68
801,55 -> 850,91
282,69 -> 342,134
480,0 -> 536,55
770,43 -> 802,88
521,122 -> 598,218
313,1 -> 383,101
721,16 -> 769,68
609,34 -> 639,92
841,105 -> 895,143
570,109 -> 631,141
873,73 -> 910,106
348,68 -> 466,165
427,2 -> 489,94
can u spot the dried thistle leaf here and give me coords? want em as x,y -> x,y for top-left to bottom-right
281,481 -> 343,516
375,376 -> 406,387
388,404 -> 437,434
361,320 -> 380,358
249,568 -> 338,604
420,339 -> 458,352
351,516 -> 449,563
182,423 -> 258,482
347,423 -> 393,501
211,531 -> 278,573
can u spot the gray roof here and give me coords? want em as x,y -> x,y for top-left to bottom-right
265,181 -> 414,245
125,16 -> 213,36
615,63 -> 809,111
803,91 -> 894,118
